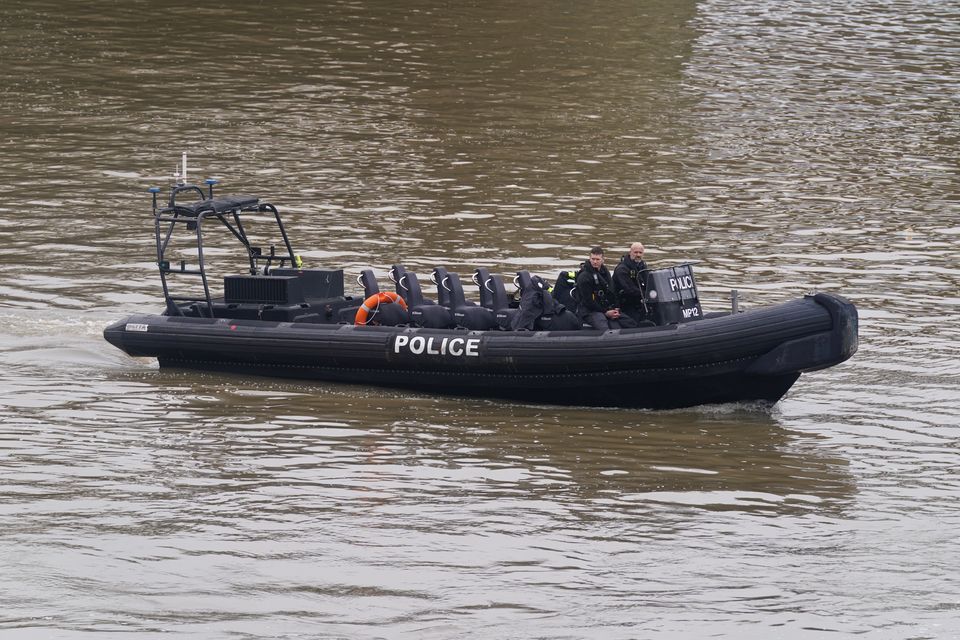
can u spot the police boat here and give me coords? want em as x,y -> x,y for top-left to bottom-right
103,162 -> 858,410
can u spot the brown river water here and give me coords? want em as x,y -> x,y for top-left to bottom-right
1,1 -> 958,638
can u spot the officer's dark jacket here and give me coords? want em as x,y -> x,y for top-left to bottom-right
574,260 -> 616,315
613,254 -> 648,311
511,275 -> 579,331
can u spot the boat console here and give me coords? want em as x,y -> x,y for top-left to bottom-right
644,264 -> 703,324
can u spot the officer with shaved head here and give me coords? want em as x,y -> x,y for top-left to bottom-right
613,242 -> 652,325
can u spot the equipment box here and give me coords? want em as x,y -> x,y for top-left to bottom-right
272,268 -> 345,300
224,275 -> 305,304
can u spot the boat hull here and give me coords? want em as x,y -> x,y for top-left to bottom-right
104,293 -> 857,409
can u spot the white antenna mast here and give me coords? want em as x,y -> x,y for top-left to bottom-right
174,152 -> 188,185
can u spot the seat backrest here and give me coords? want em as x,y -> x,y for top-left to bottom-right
390,264 -> 427,307
432,267 -> 474,309
474,267 -> 510,310
357,269 -> 380,298
432,267 -> 453,307
474,268 -> 494,308
515,270 -> 535,292
446,272 -> 468,308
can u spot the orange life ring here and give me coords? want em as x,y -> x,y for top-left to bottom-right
354,291 -> 408,325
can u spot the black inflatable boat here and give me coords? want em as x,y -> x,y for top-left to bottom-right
104,166 -> 858,409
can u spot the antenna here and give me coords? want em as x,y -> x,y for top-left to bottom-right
174,152 -> 188,185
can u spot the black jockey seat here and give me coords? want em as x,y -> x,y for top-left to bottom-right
433,268 -> 495,330
353,268 -> 408,326
511,271 -> 538,331
338,269 -> 379,323
473,267 -> 517,330
391,264 -> 452,329
511,270 -> 580,331
389,264 -> 423,304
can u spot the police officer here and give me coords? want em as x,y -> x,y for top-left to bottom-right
613,241 -> 651,324
575,247 -> 636,329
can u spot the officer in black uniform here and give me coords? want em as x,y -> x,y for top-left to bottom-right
575,247 -> 636,329
613,241 -> 651,325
